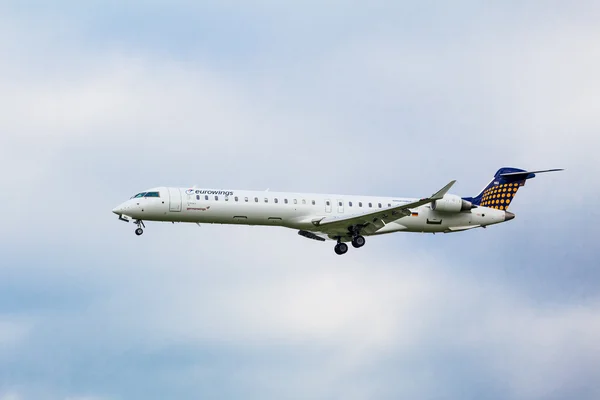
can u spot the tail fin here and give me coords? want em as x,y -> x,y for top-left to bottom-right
463,167 -> 563,210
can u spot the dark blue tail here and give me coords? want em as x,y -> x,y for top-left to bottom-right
463,167 -> 563,210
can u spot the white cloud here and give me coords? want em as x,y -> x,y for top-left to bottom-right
0,392 -> 22,400
36,229 -> 596,398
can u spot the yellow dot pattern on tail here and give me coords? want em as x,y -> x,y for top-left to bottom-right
480,182 -> 522,210
461,167 -> 563,211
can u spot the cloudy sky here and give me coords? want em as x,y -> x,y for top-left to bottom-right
1,1 -> 599,399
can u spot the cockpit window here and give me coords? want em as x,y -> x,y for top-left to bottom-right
132,192 -> 146,198
144,192 -> 160,197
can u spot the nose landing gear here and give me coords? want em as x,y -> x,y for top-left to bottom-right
134,219 -> 145,236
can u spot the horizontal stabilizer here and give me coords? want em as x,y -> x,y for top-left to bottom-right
500,168 -> 564,179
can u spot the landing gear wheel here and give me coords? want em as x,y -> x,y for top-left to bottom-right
351,235 -> 365,248
334,242 -> 348,255
134,219 -> 145,236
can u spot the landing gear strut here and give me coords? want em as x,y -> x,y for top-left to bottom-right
134,219 -> 145,236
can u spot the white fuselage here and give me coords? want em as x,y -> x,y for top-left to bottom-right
112,187 -> 508,238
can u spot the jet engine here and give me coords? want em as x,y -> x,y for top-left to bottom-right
431,194 -> 474,213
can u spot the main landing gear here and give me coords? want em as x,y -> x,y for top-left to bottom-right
334,242 -> 348,255
134,219 -> 145,236
351,235 -> 365,248
334,234 -> 366,255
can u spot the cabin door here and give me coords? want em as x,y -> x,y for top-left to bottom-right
168,187 -> 182,212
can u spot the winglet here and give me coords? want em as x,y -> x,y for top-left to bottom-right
430,180 -> 456,200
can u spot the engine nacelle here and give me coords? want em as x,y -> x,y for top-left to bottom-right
431,194 -> 474,213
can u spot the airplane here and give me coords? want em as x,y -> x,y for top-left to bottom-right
112,167 -> 563,255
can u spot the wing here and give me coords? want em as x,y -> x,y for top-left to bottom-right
312,180 -> 456,237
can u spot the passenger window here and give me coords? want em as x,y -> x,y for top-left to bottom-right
388,203 -> 391,207
225,196 -> 229,201
349,201 -> 353,207
274,198 -> 278,203
245,197 -> 249,202
359,202 -> 363,207
215,196 -> 219,201
205,195 -> 209,200
293,199 -> 297,204
326,201 -> 330,206
339,201 -> 343,206
368,202 -> 372,208
312,200 -> 315,205
196,195 -> 200,200
302,199 -> 306,204
235,196 -> 238,202
378,203 -> 382,208
284,199 -> 288,204
264,198 -> 268,203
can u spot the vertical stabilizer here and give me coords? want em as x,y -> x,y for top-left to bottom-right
463,167 -> 563,210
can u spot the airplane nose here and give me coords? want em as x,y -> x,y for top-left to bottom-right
112,204 -> 125,215
504,211 -> 515,221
